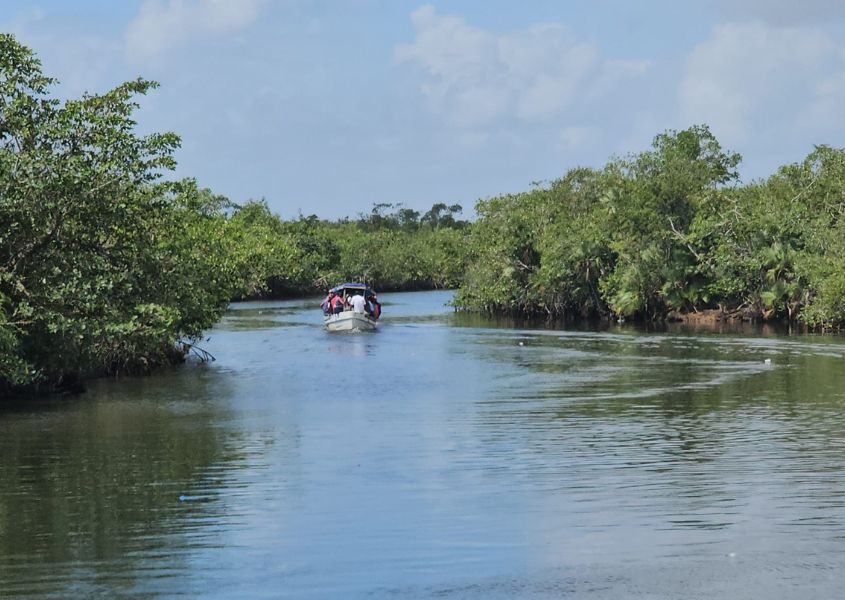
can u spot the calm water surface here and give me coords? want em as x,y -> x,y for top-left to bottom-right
3,290 -> 845,598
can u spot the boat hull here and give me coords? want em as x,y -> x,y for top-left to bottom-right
324,311 -> 378,332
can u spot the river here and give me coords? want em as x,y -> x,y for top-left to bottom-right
2,290 -> 845,598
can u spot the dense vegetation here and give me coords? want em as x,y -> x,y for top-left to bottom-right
0,36 -> 236,394
228,200 -> 469,299
6,33 -> 845,396
455,125 -> 845,328
0,36 -> 468,395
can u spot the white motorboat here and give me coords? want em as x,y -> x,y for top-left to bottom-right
323,310 -> 377,332
322,282 -> 381,332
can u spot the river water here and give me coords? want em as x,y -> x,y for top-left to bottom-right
2,290 -> 845,598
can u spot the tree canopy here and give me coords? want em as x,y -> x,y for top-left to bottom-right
0,36 -> 236,393
455,125 -> 845,329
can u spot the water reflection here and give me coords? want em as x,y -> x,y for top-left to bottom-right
0,368 -> 270,598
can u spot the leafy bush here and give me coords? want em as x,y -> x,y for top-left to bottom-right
456,126 -> 845,328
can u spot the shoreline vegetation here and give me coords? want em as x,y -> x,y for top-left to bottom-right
454,126 -> 845,332
3,35 -> 845,396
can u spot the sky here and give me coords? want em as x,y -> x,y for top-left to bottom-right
5,0 -> 845,219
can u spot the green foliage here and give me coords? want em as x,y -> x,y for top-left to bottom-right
225,200 -> 305,297
226,202 -> 471,297
456,126 -> 845,328
0,35 -> 237,394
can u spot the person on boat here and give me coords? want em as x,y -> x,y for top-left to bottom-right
349,292 -> 367,314
331,293 -> 346,314
368,293 -> 381,320
321,291 -> 334,315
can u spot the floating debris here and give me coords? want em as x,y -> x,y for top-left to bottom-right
178,495 -> 208,503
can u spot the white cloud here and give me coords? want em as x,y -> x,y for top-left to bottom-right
557,126 -> 595,152
125,0 -> 267,62
714,0 -> 845,25
588,59 -> 651,101
394,5 -> 649,127
805,59 -> 845,130
679,21 -> 838,143
6,6 -> 46,30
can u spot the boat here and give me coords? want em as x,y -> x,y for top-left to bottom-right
322,282 -> 379,332
324,310 -> 377,332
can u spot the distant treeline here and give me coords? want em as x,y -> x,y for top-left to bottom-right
0,35 -> 469,395
229,200 -> 469,300
454,125 -> 845,329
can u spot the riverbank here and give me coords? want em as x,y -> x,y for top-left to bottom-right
454,126 -> 845,330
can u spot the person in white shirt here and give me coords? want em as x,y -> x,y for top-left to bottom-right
349,293 -> 367,314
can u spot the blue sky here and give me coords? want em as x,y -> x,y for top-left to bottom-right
5,1 -> 845,219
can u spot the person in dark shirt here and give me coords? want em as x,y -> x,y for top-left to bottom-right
368,293 -> 381,320
321,291 -> 334,315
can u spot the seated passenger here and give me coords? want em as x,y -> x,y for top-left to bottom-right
321,292 -> 334,315
370,293 -> 381,319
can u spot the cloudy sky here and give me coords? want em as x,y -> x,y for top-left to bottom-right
5,0 -> 845,218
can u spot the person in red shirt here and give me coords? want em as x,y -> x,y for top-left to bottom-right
331,293 -> 346,314
369,293 -> 381,320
